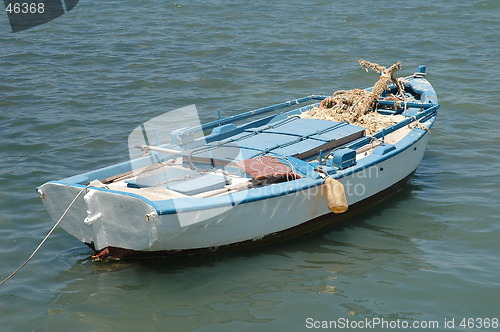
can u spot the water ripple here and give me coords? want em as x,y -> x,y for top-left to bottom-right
1,0 -> 499,330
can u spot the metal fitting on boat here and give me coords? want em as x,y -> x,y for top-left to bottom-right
38,189 -> 45,199
145,211 -> 158,222
84,212 -> 101,225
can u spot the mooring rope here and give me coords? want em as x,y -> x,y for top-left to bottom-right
0,185 -> 90,286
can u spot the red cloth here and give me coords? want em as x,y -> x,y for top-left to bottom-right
236,156 -> 301,180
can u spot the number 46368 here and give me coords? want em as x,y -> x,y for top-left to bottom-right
460,318 -> 499,329
5,2 -> 45,14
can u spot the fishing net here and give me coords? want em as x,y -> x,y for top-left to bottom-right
299,60 -> 406,135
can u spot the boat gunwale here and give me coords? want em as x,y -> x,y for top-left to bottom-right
40,74 -> 439,215
44,115 -> 435,216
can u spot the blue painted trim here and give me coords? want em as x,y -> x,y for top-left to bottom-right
377,100 -> 434,109
44,115 -> 436,216
156,124 -> 434,214
44,121 -> 430,216
332,127 -> 430,179
179,95 -> 327,136
347,105 -> 439,150
49,181 -> 160,208
153,129 -> 433,214
152,177 -> 324,215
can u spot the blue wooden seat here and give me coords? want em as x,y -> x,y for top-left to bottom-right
191,118 -> 364,161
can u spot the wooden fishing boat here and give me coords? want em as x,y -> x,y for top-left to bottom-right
38,62 -> 439,260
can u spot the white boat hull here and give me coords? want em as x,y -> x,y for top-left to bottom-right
39,131 -> 429,255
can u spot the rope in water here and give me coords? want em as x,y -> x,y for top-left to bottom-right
0,185 -> 90,286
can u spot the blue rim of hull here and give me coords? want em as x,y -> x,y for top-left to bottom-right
48,118 -> 433,217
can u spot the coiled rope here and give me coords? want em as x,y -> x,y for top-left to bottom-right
0,185 -> 90,286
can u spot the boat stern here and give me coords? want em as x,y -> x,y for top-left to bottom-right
38,181 -> 161,251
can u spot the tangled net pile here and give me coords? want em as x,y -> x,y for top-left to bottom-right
299,60 -> 406,135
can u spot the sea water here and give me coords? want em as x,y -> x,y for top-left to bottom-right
1,1 -> 499,331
